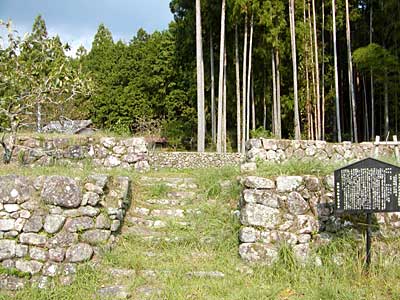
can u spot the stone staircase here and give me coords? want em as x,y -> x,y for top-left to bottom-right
96,174 -> 227,299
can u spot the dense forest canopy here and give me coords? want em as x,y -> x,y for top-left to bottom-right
1,0 -> 399,152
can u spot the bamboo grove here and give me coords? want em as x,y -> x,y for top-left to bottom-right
187,0 -> 400,152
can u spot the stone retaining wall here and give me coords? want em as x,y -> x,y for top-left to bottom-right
0,174 -> 130,287
1,136 -> 149,171
148,151 -> 244,169
238,175 -> 400,265
246,138 -> 398,163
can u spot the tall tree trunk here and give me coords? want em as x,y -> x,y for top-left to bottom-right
242,13 -> 248,153
246,14 -> 254,141
308,2 -> 316,140
304,0 -> 312,140
363,75 -> 369,140
196,0 -> 205,152
272,49 -> 277,137
332,0 -> 342,142
345,0 -> 358,142
36,103 -> 42,132
210,31 -> 216,144
370,0 -> 374,140
263,75 -> 267,129
321,0 -> 325,140
223,45 -> 227,152
312,0 -> 321,140
384,70 -> 389,137
289,0 -> 301,140
275,49 -> 282,139
235,24 -> 241,153
217,0 -> 226,153
251,77 -> 255,131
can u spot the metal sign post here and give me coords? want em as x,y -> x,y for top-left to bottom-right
334,158 -> 400,270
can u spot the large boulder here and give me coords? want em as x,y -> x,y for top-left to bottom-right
41,176 -> 81,208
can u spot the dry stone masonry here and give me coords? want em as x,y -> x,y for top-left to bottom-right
239,175 -> 400,265
148,151 -> 243,169
0,174 -> 131,289
246,138 -> 399,163
2,136 -> 150,171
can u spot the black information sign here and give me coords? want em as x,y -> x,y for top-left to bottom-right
334,157 -> 400,269
334,157 -> 400,214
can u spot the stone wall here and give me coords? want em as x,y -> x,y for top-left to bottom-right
238,175 -> 400,265
0,174 -> 130,287
148,151 -> 244,169
246,138 -> 398,163
2,136 -> 149,171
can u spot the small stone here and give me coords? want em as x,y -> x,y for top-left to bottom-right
23,216 -> 43,233
150,209 -> 185,218
95,214 -> 111,229
298,234 -> 312,244
42,262 -> 60,277
239,227 -> 259,243
276,176 -> 303,192
0,239 -> 16,261
0,219 -> 15,231
104,156 -> 121,167
186,271 -> 225,278
29,247 -> 48,261
242,189 -> 280,208
59,275 -> 74,286
44,215 -> 66,234
240,204 -> 280,229
113,146 -> 126,155
243,176 -> 275,189
14,218 -> 26,232
63,263 -> 77,275
79,206 -> 100,217
239,243 -> 278,265
49,247 -> 65,262
84,183 -> 104,195
2,259 -> 15,269
287,192 -> 309,215
15,244 -> 28,258
46,230 -> 78,248
98,285 -> 131,299
240,162 -> 257,173
4,204 -> 20,213
64,217 -> 94,232
4,231 -> 18,238
81,229 -> 111,245
293,243 -> 310,264
111,220 -> 121,232
87,174 -> 109,190
83,192 -> 101,206
15,260 -> 43,274
100,137 -> 116,148
0,274 -> 26,290
19,210 -> 31,219
66,243 -> 93,262
19,233 -> 47,246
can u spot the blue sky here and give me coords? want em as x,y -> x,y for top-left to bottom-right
0,0 -> 173,55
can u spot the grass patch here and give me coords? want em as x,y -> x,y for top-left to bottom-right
4,162 -> 400,299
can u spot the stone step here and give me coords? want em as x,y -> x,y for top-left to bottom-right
97,285 -> 130,299
145,198 -> 187,206
166,191 -> 196,200
129,207 -> 189,219
125,216 -> 190,229
140,176 -> 198,190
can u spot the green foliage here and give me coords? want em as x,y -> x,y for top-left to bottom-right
353,43 -> 399,75
250,126 -> 274,138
